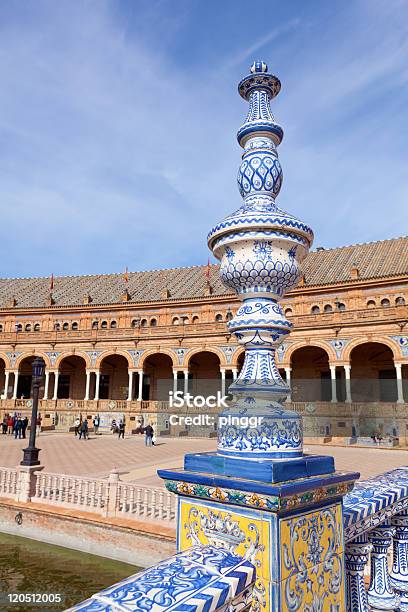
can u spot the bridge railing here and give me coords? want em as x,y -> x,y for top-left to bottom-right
343,467 -> 408,610
66,544 -> 256,612
0,466 -> 176,525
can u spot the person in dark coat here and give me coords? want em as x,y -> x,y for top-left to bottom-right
144,423 -> 154,447
79,419 -> 89,440
118,420 -> 125,439
21,416 -> 28,439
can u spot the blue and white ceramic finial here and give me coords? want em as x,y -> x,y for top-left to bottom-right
208,63 -> 314,460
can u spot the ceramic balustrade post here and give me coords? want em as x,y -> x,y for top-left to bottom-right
107,469 -> 120,517
368,520 -> 400,609
390,508 -> 408,610
345,533 -> 372,612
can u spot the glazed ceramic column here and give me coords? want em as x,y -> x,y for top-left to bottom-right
368,521 -> 400,609
390,509 -> 408,610
345,534 -> 372,612
159,62 -> 358,612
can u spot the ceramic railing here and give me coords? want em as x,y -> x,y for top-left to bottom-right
343,467 -> 408,610
0,467 -> 18,498
0,466 -> 176,526
66,544 -> 256,612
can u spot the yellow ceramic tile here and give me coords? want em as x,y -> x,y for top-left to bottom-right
280,502 -> 343,582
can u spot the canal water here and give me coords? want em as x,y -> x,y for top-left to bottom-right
0,532 -> 140,611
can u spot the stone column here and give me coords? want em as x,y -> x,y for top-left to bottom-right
127,370 -> 133,401
52,371 -> 59,401
12,371 -> 19,400
395,363 -> 404,404
183,370 -> 189,396
84,370 -> 91,401
220,368 -> 226,398
368,521 -> 400,609
231,367 -> 238,380
137,370 -> 144,401
284,367 -> 292,402
173,370 -> 178,395
390,508 -> 408,610
43,370 -> 50,400
94,370 -> 100,401
344,364 -> 352,403
330,365 -> 337,403
345,533 -> 372,612
1,370 -> 10,399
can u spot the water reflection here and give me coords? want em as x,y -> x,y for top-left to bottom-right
0,532 -> 139,611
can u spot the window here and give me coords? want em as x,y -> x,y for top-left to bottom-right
311,305 -> 320,314
396,296 -> 405,306
101,320 -> 108,329
172,317 -> 179,325
337,302 -> 346,311
381,298 -> 390,308
192,316 -> 199,324
181,316 -> 189,325
0,324 -> 3,332
226,310 -> 233,321
215,313 -> 223,322
150,318 -> 157,327
367,300 -> 376,308
131,319 -> 139,328
54,322 -> 60,331
324,304 -> 333,313
16,323 -> 23,332
71,322 -> 78,330
25,323 -> 32,332
62,322 -> 69,331
140,318 -> 148,327
284,308 -> 293,316
92,320 -> 98,329
33,323 -> 41,332
110,320 -> 117,329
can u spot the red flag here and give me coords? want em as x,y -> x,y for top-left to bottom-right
205,258 -> 211,279
50,273 -> 54,291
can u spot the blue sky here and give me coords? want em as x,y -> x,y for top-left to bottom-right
0,0 -> 407,277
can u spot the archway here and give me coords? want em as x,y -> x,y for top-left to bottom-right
350,342 -> 397,402
17,356 -> 46,399
0,358 -> 5,398
143,353 -> 173,401
58,355 -> 87,400
188,351 -> 221,398
290,346 -> 331,402
99,354 -> 129,400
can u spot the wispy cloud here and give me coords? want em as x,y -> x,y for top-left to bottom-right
0,0 -> 406,278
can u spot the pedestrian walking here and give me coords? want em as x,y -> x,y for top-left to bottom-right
36,415 -> 42,436
2,416 -> 7,434
79,419 -> 88,440
93,415 -> 100,435
22,416 -> 28,439
74,417 -> 81,437
14,418 -> 22,439
7,415 -> 13,435
118,419 -> 125,439
144,423 -> 154,447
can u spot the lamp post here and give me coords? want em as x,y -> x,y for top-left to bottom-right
20,356 -> 45,466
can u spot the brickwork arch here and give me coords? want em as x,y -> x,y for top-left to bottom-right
343,336 -> 401,362
54,351 -> 91,369
184,346 -> 226,368
14,351 -> 52,369
138,348 -> 178,369
95,349 -> 133,369
284,340 -> 337,365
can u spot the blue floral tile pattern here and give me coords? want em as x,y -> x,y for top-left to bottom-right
343,468 -> 408,542
65,545 -> 256,612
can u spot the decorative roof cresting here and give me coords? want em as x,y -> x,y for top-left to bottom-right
208,62 -> 314,460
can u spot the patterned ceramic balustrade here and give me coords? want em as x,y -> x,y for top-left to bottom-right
66,545 -> 256,612
343,467 -> 408,610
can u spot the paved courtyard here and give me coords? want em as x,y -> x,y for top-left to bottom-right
1,432 -> 407,486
